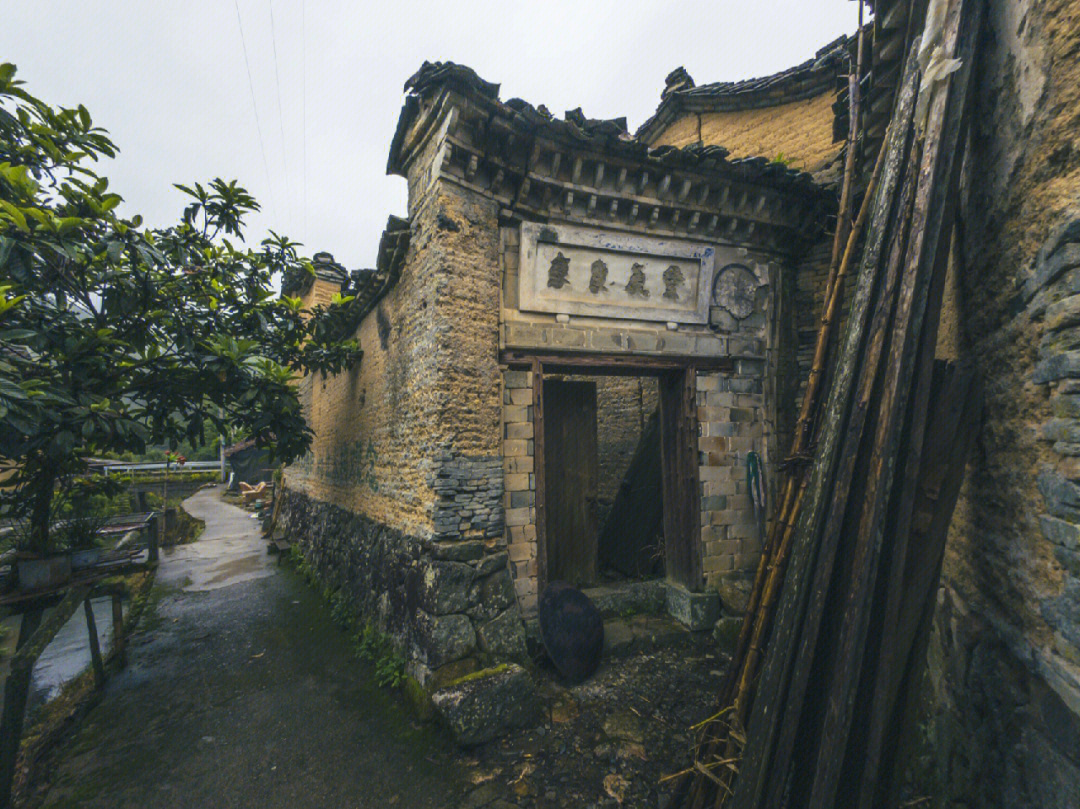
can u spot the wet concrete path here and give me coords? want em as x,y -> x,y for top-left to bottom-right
37,486 -> 464,809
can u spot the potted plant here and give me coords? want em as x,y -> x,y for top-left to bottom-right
15,547 -> 72,591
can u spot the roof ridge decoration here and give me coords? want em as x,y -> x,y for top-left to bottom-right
636,35 -> 852,144
388,61 -> 832,257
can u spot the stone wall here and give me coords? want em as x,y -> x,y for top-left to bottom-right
281,127 -> 519,677
905,1 -> 1080,804
278,488 -> 525,688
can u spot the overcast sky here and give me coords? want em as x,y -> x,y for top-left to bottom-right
6,2 -> 860,269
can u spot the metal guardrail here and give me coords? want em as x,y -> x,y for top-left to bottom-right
98,461 -> 222,475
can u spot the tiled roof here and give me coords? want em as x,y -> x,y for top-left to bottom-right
389,60 -> 822,193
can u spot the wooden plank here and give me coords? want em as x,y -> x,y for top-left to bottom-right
111,593 -> 127,669
501,350 -> 734,375
731,39 -> 923,809
659,372 -> 685,586
762,76 -> 924,809
84,598 -> 106,686
543,380 -> 599,585
805,5 -> 979,806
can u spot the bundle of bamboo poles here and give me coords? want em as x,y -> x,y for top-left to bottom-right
668,1 -> 985,807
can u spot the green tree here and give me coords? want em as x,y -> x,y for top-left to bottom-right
0,63 -> 361,555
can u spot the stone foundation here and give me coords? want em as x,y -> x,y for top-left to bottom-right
278,488 -> 526,688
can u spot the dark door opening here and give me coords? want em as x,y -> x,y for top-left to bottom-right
522,354 -> 707,594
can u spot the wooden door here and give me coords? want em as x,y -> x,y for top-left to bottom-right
544,380 -> 599,586
660,368 -> 703,589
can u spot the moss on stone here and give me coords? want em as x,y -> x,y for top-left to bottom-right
448,662 -> 512,687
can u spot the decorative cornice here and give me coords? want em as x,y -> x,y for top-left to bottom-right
388,63 -> 833,256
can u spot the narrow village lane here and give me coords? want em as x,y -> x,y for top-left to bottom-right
35,486 -> 464,809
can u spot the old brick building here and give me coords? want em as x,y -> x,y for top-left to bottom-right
280,2 -> 1080,800
279,55 -> 836,687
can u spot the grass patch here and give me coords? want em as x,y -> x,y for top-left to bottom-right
286,545 -> 407,690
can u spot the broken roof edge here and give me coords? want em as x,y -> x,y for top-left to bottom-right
386,59 -> 825,195
636,34 -> 853,145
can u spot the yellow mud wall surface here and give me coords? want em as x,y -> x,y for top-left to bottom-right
286,151 -> 502,540
650,92 -> 840,174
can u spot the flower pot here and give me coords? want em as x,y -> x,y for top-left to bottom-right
16,554 -> 72,591
70,547 -> 103,569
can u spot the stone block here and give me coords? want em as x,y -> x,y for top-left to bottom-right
1026,243 -> 1080,301
508,387 -> 532,405
508,490 -> 533,509
505,507 -> 530,527
505,472 -> 530,491
697,374 -> 721,392
716,569 -> 755,615
550,327 -> 586,348
468,568 -> 518,620
504,370 -> 530,388
665,582 -> 721,631
505,322 -> 549,347
1038,466 -> 1080,521
431,664 -> 540,746
504,456 -> 533,474
1034,351 -> 1080,384
713,615 -> 742,651
625,333 -> 659,352
476,607 -> 528,659
1040,514 -> 1080,551
415,611 -> 476,669
418,560 -> 474,615
503,439 -> 529,457
430,539 -> 485,562
503,404 -> 529,423
508,542 -> 534,563
505,421 -> 534,440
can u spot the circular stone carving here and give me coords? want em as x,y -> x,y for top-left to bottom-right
713,263 -> 759,320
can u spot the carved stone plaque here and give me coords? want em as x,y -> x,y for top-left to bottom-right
518,223 -> 715,324
713,263 -> 759,320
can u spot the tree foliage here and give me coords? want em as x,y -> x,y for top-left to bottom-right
0,64 -> 361,552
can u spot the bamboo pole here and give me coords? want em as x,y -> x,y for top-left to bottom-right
731,44 -> 924,809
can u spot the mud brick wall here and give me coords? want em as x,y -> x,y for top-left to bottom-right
903,2 -> 1080,804
286,137 -> 504,544
649,92 -> 840,174
281,141 -> 520,678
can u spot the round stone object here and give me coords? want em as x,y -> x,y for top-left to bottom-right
538,581 -> 605,683
713,263 -> 759,320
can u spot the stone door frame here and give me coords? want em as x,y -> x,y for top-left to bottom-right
501,349 -> 733,594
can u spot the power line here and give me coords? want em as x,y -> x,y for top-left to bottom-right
301,0 -> 308,237
267,0 -> 291,227
233,0 -> 277,224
